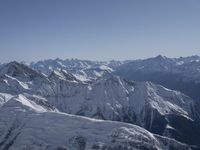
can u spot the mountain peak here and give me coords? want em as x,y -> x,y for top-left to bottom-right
154,55 -> 167,60
7,61 -> 21,67
0,61 -> 42,78
49,70 -> 80,82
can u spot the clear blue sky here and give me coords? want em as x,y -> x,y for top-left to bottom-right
0,0 -> 200,62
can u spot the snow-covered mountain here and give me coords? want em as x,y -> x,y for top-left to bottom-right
115,55 -> 200,100
21,56 -> 200,101
115,55 -> 200,83
0,94 -> 192,150
26,56 -> 200,100
28,55 -> 200,83
0,61 -> 200,148
39,73 -> 200,147
29,58 -> 122,82
0,62 -> 49,95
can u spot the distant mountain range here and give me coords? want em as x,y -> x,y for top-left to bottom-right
27,55 -> 200,100
115,55 -> 200,101
0,55 -> 200,149
17,55 -> 199,100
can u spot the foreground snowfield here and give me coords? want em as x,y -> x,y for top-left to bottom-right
0,95 -> 191,150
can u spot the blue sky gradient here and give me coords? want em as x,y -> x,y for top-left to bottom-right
0,0 -> 200,62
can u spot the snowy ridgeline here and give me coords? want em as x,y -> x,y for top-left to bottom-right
28,55 -> 200,82
27,55 -> 200,100
0,59 -> 199,149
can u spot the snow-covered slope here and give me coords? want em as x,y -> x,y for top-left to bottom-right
28,55 -> 200,84
0,93 -> 56,112
26,56 -> 200,100
0,61 -> 200,148
0,92 -> 13,106
0,96 -> 192,150
36,73 -> 200,146
116,55 -> 200,82
115,55 -> 200,100
29,58 -> 122,82
0,62 -> 49,95
45,74 -> 195,120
